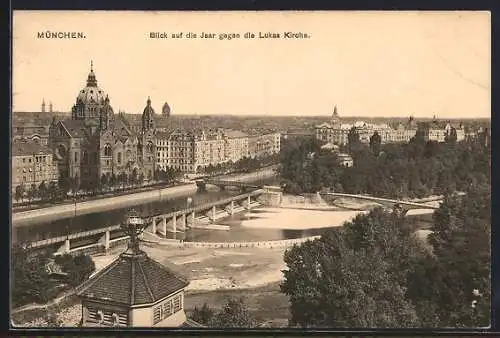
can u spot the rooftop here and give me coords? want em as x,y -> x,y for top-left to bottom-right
12,142 -> 53,157
75,251 -> 189,306
75,211 -> 189,307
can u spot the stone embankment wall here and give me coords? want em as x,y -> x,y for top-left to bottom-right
13,184 -> 198,225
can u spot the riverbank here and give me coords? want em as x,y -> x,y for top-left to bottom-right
12,183 -> 197,226
12,167 -> 279,227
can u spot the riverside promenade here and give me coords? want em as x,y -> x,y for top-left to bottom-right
12,184 -> 197,226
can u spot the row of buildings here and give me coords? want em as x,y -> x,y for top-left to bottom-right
12,63 -> 280,193
315,106 -> 469,145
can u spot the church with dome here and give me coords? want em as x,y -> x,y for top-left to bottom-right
48,62 -> 157,188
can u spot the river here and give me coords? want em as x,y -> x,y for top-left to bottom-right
12,176 -> 435,245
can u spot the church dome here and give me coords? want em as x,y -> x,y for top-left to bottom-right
162,102 -> 171,116
143,97 -> 155,116
76,61 -> 107,105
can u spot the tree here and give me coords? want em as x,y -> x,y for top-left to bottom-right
38,181 -> 48,202
12,244 -> 53,307
54,253 -> 96,287
407,186 -> 491,327
208,297 -> 256,328
369,131 -> 382,156
109,173 -> 117,189
15,184 -> 25,203
445,127 -> 458,144
70,175 -> 80,195
347,127 -> 361,153
281,207 -> 423,328
190,302 -> 215,325
100,174 -> 108,191
27,183 -> 38,203
48,181 -> 58,202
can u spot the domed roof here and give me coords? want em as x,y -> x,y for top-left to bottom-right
143,96 -> 155,116
162,102 -> 171,115
76,61 -> 107,105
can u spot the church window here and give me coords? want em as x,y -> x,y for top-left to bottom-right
94,152 -> 98,164
82,151 -> 88,164
117,152 -> 122,164
74,152 -> 79,163
104,144 -> 112,157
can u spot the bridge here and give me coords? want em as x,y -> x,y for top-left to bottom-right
197,179 -> 262,191
25,189 -> 271,256
318,192 -> 441,212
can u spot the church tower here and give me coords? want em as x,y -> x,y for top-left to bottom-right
331,105 -> 341,129
162,102 -> 171,117
140,97 -> 156,180
41,99 -> 46,113
99,95 -> 115,131
142,97 -> 156,132
72,61 -> 108,127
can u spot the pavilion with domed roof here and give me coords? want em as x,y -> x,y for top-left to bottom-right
75,209 -> 203,327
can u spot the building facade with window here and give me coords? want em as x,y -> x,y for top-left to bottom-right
315,106 -> 418,145
247,132 -> 281,159
11,142 -> 59,193
48,63 -> 157,187
155,128 -> 276,174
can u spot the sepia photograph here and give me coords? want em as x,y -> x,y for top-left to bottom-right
11,11 -> 491,329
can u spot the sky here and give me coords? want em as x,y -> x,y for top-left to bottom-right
12,11 -> 490,118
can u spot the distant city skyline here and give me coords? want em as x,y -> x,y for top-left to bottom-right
13,11 -> 490,118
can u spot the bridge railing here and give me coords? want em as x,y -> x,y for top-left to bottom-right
148,189 -> 264,220
319,192 -> 440,209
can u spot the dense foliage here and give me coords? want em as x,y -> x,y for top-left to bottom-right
279,132 -> 490,199
198,154 -> 280,176
12,247 -> 96,308
189,298 -> 256,328
280,183 -> 491,328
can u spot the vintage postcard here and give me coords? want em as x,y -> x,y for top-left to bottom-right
11,11 -> 491,329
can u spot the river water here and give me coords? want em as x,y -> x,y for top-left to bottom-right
12,178 -> 434,245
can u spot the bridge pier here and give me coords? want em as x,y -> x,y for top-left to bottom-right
161,217 -> 167,237
247,195 -> 252,210
64,238 -> 70,254
188,211 -> 196,225
229,200 -> 234,215
211,206 -> 216,223
180,213 -> 186,231
172,215 -> 177,233
151,218 -> 157,234
98,230 -> 111,251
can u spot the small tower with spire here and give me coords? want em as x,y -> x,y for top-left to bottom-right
87,60 -> 97,87
75,209 -> 192,327
49,101 -> 53,113
331,105 -> 341,128
41,99 -> 46,113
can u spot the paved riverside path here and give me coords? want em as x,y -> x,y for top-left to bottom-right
12,183 -> 197,225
